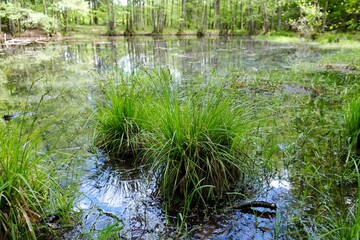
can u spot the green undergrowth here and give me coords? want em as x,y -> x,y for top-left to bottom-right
345,97 -> 360,154
0,119 -> 77,239
227,41 -> 360,238
0,63 -> 86,239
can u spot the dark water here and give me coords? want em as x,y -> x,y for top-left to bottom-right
66,151 -> 291,239
0,36 -> 317,239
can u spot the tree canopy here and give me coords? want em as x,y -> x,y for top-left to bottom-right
0,0 -> 358,36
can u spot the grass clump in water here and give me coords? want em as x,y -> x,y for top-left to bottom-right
345,97 -> 360,154
0,121 -> 76,239
93,71 -> 148,160
93,69 -> 254,216
147,77 -> 251,208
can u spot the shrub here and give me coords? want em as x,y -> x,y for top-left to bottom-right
1,2 -> 59,34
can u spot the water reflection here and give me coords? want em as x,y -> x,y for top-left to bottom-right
66,152 -> 291,239
67,153 -> 167,239
60,37 -> 300,80
0,36 -> 306,111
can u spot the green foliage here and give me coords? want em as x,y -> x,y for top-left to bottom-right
93,71 -> 148,160
54,0 -> 90,16
0,2 -> 59,34
93,68 -> 253,213
23,11 -> 59,34
0,121 -> 76,239
147,79 -> 250,207
290,1 -> 323,37
0,0 -> 358,36
97,222 -> 123,240
345,97 -> 360,153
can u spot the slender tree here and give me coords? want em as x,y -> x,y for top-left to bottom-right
213,0 -> 220,29
42,0 -> 47,15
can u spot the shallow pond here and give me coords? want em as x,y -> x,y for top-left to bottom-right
1,36 -> 357,239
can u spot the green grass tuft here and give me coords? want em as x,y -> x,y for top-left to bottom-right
93,71 -> 148,160
93,68 -> 253,211
146,77 -> 251,207
345,97 -> 360,153
0,121 -> 76,239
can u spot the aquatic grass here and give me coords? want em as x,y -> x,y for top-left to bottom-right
254,35 -> 302,44
0,121 -> 73,239
93,71 -> 149,160
0,81 -> 83,239
297,153 -> 360,240
345,97 -> 360,154
146,78 -> 252,208
0,123 -> 43,239
95,222 -> 123,240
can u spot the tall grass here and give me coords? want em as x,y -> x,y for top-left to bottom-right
93,69 -> 253,211
345,97 -> 360,154
0,119 -> 76,239
93,70 -> 149,160
299,152 -> 360,240
146,77 -> 251,207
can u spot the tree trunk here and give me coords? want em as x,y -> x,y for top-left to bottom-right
151,0 -> 157,33
42,0 -> 47,15
112,0 -> 116,26
213,0 -> 220,29
262,1 -> 269,33
163,0 -> 167,28
182,0 -> 186,29
271,0 -> 276,31
203,1 -> 208,29
240,2 -> 243,30
178,0 -> 186,33
231,0 -> 237,33
65,10 -> 69,32
322,0 -> 328,31
197,0 -> 207,37
107,0 -> 115,35
129,2 -> 134,34
170,0 -> 174,27
277,2 -> 282,31
92,0 -> 99,25
248,1 -> 255,35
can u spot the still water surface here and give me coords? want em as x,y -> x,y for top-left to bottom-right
0,36 -> 317,239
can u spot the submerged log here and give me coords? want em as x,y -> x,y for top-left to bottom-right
231,201 -> 277,211
231,201 -> 277,218
3,37 -> 48,47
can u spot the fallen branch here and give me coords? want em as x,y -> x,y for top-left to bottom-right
230,201 -> 277,218
231,201 -> 277,211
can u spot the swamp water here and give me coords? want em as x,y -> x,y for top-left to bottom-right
0,37 -> 356,239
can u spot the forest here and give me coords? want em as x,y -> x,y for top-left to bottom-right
0,0 -> 359,37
